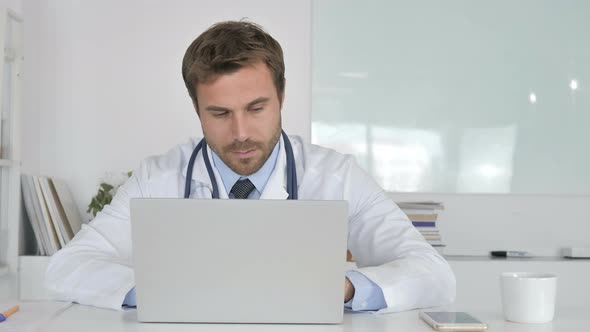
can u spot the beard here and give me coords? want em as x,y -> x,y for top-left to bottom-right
212,125 -> 282,176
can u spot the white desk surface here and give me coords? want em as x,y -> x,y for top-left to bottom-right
4,257 -> 590,331
40,303 -> 588,332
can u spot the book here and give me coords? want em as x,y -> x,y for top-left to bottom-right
24,175 -> 53,255
420,232 -> 440,237
20,174 -> 84,255
416,227 -> 438,233
39,177 -> 75,244
418,230 -> 440,235
399,208 -> 438,215
397,201 -> 444,210
38,177 -> 68,248
20,175 -> 46,256
406,213 -> 438,222
422,234 -> 442,240
51,178 -> 83,235
32,175 -> 61,254
412,221 -> 436,227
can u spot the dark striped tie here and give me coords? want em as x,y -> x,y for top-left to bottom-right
230,178 -> 255,199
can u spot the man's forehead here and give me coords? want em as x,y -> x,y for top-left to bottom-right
199,61 -> 271,85
204,97 -> 271,112
196,64 -> 277,108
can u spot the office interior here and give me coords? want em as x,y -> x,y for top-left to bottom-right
0,0 -> 588,330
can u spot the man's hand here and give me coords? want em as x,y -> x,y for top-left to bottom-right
344,277 -> 355,302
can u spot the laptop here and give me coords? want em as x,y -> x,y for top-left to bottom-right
130,199 -> 348,324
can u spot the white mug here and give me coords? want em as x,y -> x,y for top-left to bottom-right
500,272 -> 557,323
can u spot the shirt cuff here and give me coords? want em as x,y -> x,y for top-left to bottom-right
344,270 -> 387,311
122,287 -> 136,307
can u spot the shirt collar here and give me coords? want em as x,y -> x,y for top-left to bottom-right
211,141 -> 280,195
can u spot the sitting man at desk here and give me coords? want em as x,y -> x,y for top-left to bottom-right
44,20 -> 455,312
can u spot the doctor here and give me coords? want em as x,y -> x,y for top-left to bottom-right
45,21 -> 455,312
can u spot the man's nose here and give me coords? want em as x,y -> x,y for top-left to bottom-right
231,112 -> 249,142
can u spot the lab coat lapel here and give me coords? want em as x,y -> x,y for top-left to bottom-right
260,135 -> 289,200
181,138 -> 229,198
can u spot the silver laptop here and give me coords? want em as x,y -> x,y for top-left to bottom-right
130,199 -> 348,324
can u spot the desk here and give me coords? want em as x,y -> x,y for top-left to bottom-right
4,257 -> 590,331
39,303 -> 590,332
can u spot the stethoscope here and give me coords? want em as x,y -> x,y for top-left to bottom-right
184,130 -> 298,200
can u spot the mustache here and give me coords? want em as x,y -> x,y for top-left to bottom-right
223,140 -> 263,153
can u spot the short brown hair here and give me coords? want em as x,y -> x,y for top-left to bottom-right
182,21 -> 285,109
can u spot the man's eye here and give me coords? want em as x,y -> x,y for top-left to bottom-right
250,107 -> 264,112
213,112 -> 228,118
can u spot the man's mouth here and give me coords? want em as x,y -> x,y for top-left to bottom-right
232,148 -> 256,158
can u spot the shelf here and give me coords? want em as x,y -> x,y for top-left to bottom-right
19,255 -> 51,300
445,255 -> 590,262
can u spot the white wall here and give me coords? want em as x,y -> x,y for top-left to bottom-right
22,0 -> 311,220
21,0 -> 37,175
0,0 -> 20,13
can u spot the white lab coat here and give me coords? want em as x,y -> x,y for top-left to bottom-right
45,135 -> 456,312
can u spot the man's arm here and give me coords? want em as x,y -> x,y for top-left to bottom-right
344,159 -> 456,312
344,271 -> 387,311
344,276 -> 354,302
44,164 -> 147,310
123,287 -> 137,307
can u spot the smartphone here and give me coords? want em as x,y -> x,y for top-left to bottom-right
419,311 -> 488,331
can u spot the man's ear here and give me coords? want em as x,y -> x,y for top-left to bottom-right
280,93 -> 285,109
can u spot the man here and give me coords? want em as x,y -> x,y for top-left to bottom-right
45,21 -> 455,312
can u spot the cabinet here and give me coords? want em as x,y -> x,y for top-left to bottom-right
0,8 -> 23,275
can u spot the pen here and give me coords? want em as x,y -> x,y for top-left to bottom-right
0,305 -> 19,322
490,250 -> 531,258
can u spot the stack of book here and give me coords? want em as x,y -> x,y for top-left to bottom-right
21,175 -> 84,256
396,201 -> 445,255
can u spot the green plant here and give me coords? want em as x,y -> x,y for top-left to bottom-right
87,171 -> 132,218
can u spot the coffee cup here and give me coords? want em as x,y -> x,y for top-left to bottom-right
500,272 -> 557,323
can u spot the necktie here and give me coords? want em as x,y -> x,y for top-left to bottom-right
230,178 -> 255,199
